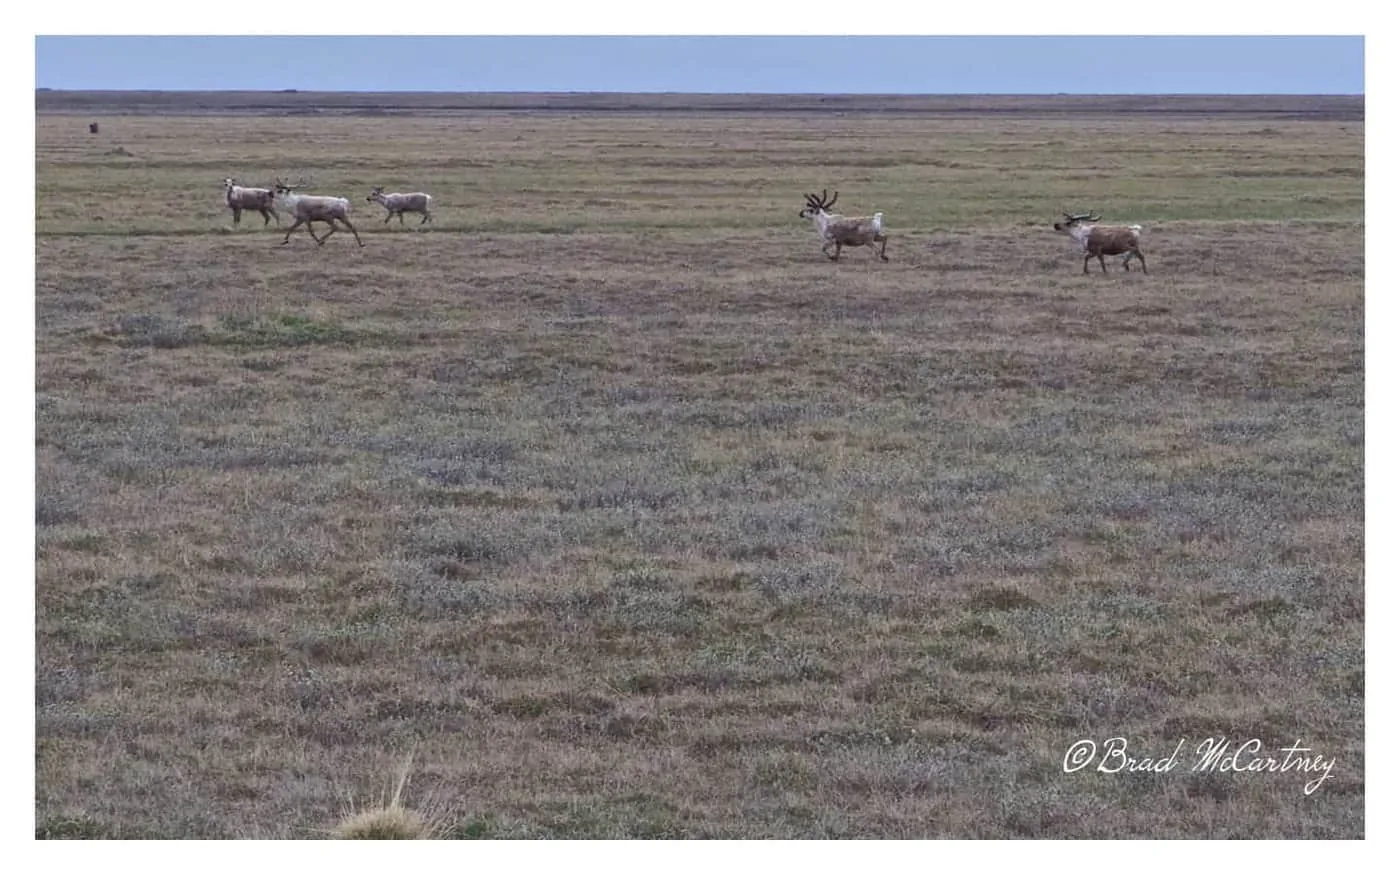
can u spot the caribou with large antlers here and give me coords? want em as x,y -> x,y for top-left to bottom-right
1053,211 -> 1147,274
272,178 -> 364,247
798,189 -> 888,262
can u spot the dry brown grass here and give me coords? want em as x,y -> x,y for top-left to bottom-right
332,756 -> 449,840
34,93 -> 1363,839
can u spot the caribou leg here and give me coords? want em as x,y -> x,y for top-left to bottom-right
338,217 -> 365,247
282,217 -> 306,245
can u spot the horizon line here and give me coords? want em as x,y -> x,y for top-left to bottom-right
34,88 -> 1367,96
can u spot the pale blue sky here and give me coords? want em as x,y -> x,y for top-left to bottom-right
34,36 -> 1364,94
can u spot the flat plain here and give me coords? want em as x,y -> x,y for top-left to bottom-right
34,92 -> 1364,839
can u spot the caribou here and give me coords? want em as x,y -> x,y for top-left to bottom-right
271,178 -> 364,247
1053,212 -> 1147,274
366,187 -> 434,225
798,189 -> 889,262
223,178 -> 280,227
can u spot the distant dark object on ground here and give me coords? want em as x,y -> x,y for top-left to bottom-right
89,122 -> 99,134
279,89 -> 299,94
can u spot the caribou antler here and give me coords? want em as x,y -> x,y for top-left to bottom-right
803,189 -> 842,212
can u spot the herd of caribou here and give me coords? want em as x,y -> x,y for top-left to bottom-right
222,177 -> 432,248
225,178 -> 1145,274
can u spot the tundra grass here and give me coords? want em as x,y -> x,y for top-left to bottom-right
34,94 -> 1363,839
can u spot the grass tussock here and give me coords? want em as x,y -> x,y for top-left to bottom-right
334,757 -> 452,840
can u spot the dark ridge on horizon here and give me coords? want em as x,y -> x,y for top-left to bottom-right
34,90 -> 1364,121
